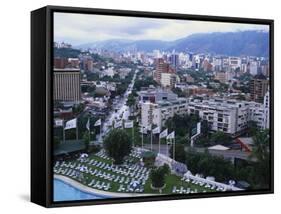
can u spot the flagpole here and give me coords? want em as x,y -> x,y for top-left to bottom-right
142,126 -> 144,150
63,120 -> 65,143
150,127 -> 153,151
173,137 -> 175,160
132,125 -> 134,148
76,118 -> 78,140
158,135 -> 161,154
88,117 -> 91,141
100,123 -> 101,142
166,138 -> 168,157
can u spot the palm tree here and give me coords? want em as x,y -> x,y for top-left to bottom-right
250,129 -> 270,189
250,129 -> 269,162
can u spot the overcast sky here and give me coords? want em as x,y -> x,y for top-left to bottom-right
54,12 -> 269,45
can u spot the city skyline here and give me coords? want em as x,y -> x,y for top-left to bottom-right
54,12 -> 269,45
52,12 -> 271,202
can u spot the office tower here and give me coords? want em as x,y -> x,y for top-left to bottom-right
53,68 -> 81,103
169,53 -> 179,71
154,58 -> 169,83
54,57 -> 69,69
250,74 -> 269,103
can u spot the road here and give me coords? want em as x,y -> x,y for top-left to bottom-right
140,142 -> 256,162
99,70 -> 138,140
192,147 -> 256,161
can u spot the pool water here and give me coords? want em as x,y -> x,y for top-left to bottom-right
53,179 -> 108,201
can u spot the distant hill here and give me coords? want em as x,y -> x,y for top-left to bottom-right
54,47 -> 81,58
171,31 -> 269,56
76,39 -> 172,53
74,30 -> 269,57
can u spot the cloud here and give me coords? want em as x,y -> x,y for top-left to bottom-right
54,12 -> 269,45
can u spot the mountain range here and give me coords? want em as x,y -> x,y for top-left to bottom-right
75,30 -> 269,57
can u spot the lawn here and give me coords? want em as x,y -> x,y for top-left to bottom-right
144,174 -> 215,194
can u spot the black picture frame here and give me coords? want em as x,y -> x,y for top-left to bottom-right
31,5 -> 274,208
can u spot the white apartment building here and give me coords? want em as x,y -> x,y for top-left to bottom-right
141,98 -> 188,129
141,95 -> 270,135
160,72 -> 176,88
103,67 -> 115,77
138,88 -> 178,104
249,61 -> 258,76
229,57 -> 241,71
247,102 -> 266,129
263,91 -> 270,129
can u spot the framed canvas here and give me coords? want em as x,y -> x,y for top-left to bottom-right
31,5 -> 274,207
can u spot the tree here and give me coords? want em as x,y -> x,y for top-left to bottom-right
201,120 -> 210,137
250,129 -> 270,189
165,114 -> 200,137
248,121 -> 258,136
103,129 -> 132,164
116,83 -> 127,96
72,103 -> 85,115
185,148 -> 235,182
53,136 -> 60,146
210,131 -> 232,146
126,93 -> 136,114
83,131 -> 91,151
195,137 -> 209,147
133,76 -> 159,91
169,143 -> 186,163
162,163 -> 171,175
251,129 -> 269,162
150,164 -> 170,189
172,87 -> 186,97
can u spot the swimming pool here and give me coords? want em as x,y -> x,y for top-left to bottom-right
53,179 -> 108,201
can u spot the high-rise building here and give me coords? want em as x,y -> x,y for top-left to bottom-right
202,59 -> 213,72
160,72 -> 176,88
82,58 -> 94,72
169,53 -> 179,71
250,74 -> 269,103
249,61 -> 258,76
54,57 -> 69,69
68,58 -> 80,68
213,57 -> 222,72
229,57 -> 241,71
215,71 -> 227,83
154,58 -> 169,83
53,68 -> 81,103
263,90 -> 270,129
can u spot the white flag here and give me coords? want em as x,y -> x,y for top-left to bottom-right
64,118 -> 77,130
152,127 -> 160,134
124,121 -> 133,129
114,120 -> 123,128
159,129 -> 168,138
86,118 -> 90,130
147,124 -> 152,131
54,119 -> 63,127
94,119 -> 101,127
197,122 -> 201,135
139,126 -> 147,134
167,131 -> 175,140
